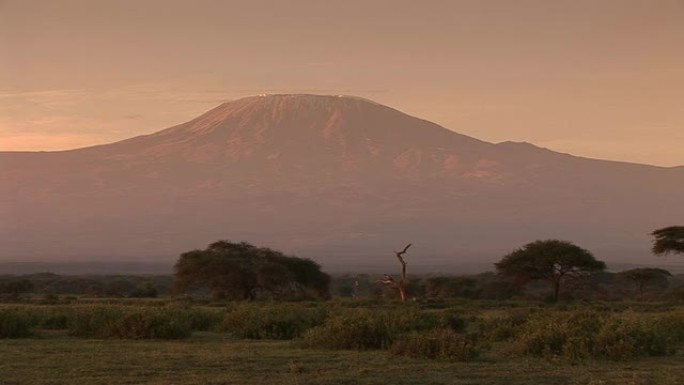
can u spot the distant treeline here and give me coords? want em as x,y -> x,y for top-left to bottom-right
0,273 -> 171,301
333,271 -> 684,302
2,270 -> 683,303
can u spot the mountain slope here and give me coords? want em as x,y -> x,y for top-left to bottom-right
1,94 -> 683,271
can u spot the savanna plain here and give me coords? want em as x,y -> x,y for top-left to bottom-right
2,294 -> 684,385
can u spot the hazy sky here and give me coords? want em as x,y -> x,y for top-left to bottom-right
1,0 -> 683,166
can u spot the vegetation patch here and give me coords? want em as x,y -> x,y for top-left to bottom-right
69,306 -> 192,339
0,309 -> 33,338
511,309 -> 672,361
216,302 -> 327,339
390,328 -> 479,361
299,307 -> 444,350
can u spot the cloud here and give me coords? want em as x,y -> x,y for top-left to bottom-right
0,89 -> 91,109
0,84 -> 239,151
0,83 -> 390,152
0,111 -> 127,151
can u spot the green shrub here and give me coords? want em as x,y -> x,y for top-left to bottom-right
69,306 -> 192,339
216,303 -> 327,340
113,310 -> 191,339
0,309 -> 33,338
474,309 -> 532,342
513,309 -> 603,360
10,306 -> 75,331
68,306 -> 121,337
39,294 -> 60,305
512,309 -> 672,361
429,309 -> 468,332
390,328 -> 479,361
594,318 -> 667,360
300,309 -> 388,350
653,310 -> 684,346
169,306 -> 224,331
39,312 -> 71,330
299,307 -> 428,350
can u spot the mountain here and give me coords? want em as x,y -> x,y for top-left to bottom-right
2,94 -> 683,272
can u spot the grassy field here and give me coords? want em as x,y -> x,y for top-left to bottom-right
2,300 -> 684,385
2,332 -> 684,385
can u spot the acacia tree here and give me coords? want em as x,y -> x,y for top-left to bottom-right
495,239 -> 606,302
652,226 -> 684,256
617,268 -> 672,296
173,241 -> 330,300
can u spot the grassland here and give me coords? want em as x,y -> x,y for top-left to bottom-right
2,333 -> 684,385
2,300 -> 684,385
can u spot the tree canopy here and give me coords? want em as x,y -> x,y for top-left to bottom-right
617,268 -> 671,295
173,241 -> 330,300
652,226 -> 684,256
424,276 -> 477,299
495,239 -> 606,302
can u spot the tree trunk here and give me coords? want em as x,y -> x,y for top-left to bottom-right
377,244 -> 411,302
553,279 -> 561,302
395,244 -> 411,302
398,281 -> 407,302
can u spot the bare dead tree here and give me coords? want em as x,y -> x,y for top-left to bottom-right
376,243 -> 412,302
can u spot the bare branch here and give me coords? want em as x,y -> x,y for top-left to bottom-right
375,274 -> 396,285
395,243 -> 411,266
377,244 -> 412,301
395,243 -> 412,257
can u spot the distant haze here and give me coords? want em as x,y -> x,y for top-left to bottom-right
1,0 -> 684,166
2,94 -> 683,274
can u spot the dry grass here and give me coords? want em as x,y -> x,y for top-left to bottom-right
1,331 -> 683,385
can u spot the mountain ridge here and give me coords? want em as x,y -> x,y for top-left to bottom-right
1,94 -> 683,271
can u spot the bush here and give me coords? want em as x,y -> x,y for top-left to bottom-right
0,309 -> 33,338
474,309 -> 533,342
511,309 -> 673,361
168,305 -> 224,331
130,282 -> 158,298
653,310 -> 684,346
216,303 -> 327,339
38,309 -> 71,330
430,309 -> 468,332
114,310 -> 192,339
594,318 -> 667,360
69,306 -> 192,339
69,307 -> 122,338
390,328 -> 479,361
513,309 -> 603,360
299,307 -> 430,350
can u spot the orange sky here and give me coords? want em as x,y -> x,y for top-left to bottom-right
1,0 -> 683,166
